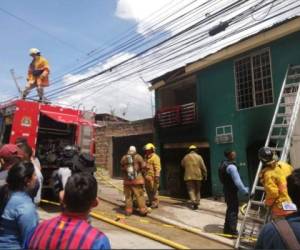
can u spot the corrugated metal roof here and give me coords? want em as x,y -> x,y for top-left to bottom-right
144,0 -> 300,83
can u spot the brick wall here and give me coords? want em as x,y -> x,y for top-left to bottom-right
95,118 -> 153,175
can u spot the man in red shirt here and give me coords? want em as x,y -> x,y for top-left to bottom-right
26,173 -> 111,250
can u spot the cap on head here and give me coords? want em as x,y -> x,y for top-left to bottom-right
189,145 -> 197,150
29,48 -> 40,55
128,146 -> 136,154
258,147 -> 276,165
0,144 -> 25,170
144,143 -> 155,151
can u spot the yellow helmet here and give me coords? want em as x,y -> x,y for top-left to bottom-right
29,48 -> 40,55
189,145 -> 197,150
144,143 -> 155,150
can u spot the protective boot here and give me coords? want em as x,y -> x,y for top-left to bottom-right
37,87 -> 44,102
22,87 -> 31,99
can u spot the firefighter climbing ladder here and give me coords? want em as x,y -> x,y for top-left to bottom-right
235,64 -> 300,249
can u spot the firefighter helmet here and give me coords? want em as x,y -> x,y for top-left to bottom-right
189,145 -> 197,150
258,147 -> 276,165
29,48 -> 40,55
144,143 -> 155,151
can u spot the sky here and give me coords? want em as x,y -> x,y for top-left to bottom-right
0,0 -> 176,120
0,0 -> 299,120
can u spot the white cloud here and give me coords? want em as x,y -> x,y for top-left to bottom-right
115,0 -> 198,35
55,52 -> 154,121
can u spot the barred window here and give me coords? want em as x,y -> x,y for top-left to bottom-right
235,49 -> 273,110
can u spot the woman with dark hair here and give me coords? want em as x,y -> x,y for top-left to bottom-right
0,162 -> 39,249
18,143 -> 43,204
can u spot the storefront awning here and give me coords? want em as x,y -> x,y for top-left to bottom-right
40,110 -> 94,126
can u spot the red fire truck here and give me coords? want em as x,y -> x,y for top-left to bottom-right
0,99 -> 96,195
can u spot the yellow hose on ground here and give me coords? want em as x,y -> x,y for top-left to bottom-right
96,175 -> 257,242
40,199 -> 189,250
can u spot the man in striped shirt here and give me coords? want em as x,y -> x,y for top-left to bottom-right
26,173 -> 111,250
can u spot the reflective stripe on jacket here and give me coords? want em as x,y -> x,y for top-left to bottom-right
181,151 -> 207,181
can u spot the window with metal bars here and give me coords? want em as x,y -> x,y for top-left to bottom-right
235,49 -> 273,110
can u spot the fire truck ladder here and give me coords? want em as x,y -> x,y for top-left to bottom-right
235,64 -> 300,249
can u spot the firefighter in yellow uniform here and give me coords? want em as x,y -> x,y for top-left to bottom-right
259,147 -> 297,218
181,145 -> 207,210
120,146 -> 148,216
143,143 -> 161,208
22,48 -> 50,102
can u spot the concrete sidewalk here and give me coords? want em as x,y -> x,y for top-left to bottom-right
97,177 -> 235,247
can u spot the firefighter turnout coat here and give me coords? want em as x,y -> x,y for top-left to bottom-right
260,161 -> 294,217
181,151 -> 207,181
27,56 -> 50,87
120,153 -> 145,185
144,153 -> 161,178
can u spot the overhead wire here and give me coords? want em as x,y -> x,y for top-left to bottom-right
2,0 -> 295,106
48,0 -> 296,103
3,0 -> 247,102
43,0 -> 251,99
0,7 -> 85,54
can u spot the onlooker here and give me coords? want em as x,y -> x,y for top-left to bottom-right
258,147 -> 296,218
120,146 -> 148,216
0,144 -> 24,186
143,143 -> 161,209
255,168 -> 300,249
181,145 -> 207,210
26,173 -> 111,250
0,162 -> 38,249
219,149 -> 248,235
18,143 -> 43,204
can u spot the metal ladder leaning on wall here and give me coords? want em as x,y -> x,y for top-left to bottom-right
235,64 -> 300,249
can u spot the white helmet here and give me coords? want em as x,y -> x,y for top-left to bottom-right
29,48 -> 40,55
128,146 -> 136,155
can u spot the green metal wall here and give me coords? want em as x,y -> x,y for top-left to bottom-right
155,31 -> 300,196
197,31 -> 300,195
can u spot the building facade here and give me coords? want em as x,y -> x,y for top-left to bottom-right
152,18 -> 300,197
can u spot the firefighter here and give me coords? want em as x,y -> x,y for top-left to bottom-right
22,48 -> 50,102
120,146 -> 148,216
181,145 -> 207,210
258,147 -> 297,218
143,143 -> 161,209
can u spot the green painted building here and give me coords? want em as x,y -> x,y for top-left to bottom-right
151,18 -> 300,197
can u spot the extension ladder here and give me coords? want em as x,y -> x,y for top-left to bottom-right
235,64 -> 300,249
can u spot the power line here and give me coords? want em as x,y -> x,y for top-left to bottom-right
0,7 -> 85,54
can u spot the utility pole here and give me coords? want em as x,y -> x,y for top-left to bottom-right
140,76 -> 154,117
10,69 -> 23,96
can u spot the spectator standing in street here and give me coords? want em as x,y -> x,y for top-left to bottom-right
0,162 -> 38,249
219,149 -> 249,235
255,168 -> 300,249
26,173 -> 111,250
258,147 -> 296,218
120,146 -> 148,216
18,143 -> 43,204
181,145 -> 207,210
0,144 -> 24,186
